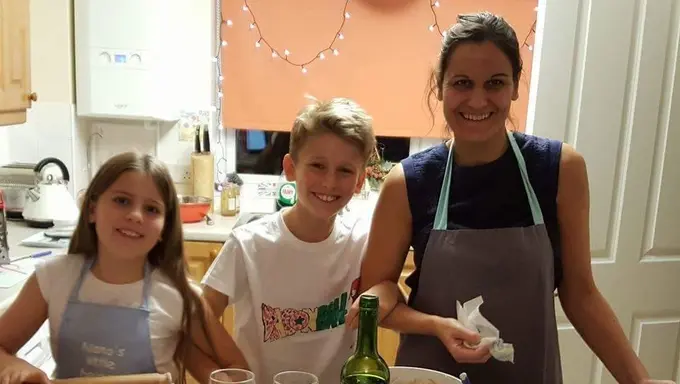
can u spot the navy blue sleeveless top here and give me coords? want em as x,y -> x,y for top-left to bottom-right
402,132 -> 563,299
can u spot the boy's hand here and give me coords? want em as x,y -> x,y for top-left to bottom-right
346,298 -> 360,329
345,281 -> 402,329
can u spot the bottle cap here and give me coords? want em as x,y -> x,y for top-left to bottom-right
277,182 -> 297,206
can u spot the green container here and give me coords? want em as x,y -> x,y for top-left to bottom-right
276,182 -> 297,211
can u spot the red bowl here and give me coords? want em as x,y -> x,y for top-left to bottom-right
178,195 -> 212,223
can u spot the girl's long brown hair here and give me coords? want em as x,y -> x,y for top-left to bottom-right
68,151 -> 216,384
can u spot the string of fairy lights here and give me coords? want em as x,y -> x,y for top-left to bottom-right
428,2 -> 538,51
216,1 -> 538,77
243,0 -> 351,74
217,0 -> 350,75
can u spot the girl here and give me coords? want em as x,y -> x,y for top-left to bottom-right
0,152 -> 247,384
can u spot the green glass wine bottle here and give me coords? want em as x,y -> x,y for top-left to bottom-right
340,294 -> 390,384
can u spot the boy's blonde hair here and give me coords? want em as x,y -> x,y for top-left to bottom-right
289,97 -> 376,165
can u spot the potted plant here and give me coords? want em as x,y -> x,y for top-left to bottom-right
365,146 -> 395,192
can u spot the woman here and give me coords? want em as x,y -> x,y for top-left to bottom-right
354,11 -> 671,384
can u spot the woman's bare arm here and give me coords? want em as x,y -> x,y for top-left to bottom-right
357,165 -> 412,313
358,165 -> 446,334
556,144 -> 649,383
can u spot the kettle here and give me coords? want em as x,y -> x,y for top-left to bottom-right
22,157 -> 79,228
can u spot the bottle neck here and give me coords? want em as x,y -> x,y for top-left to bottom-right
356,307 -> 378,356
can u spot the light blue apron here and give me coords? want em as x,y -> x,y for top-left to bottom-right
395,131 -> 562,383
55,258 -> 157,379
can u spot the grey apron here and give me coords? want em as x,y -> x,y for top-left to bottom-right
395,131 -> 562,383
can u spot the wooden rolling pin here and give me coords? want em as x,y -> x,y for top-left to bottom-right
53,373 -> 172,384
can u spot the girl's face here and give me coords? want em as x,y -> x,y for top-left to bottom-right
89,170 -> 166,262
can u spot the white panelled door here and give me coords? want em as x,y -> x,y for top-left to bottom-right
529,0 -> 680,382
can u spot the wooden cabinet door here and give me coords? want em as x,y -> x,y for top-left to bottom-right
184,241 -> 236,384
183,241 -> 235,331
184,241 -> 220,282
0,0 -> 33,126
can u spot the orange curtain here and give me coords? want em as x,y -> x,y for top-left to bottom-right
221,0 -> 537,138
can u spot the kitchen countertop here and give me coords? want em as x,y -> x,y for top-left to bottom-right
182,214 -> 238,242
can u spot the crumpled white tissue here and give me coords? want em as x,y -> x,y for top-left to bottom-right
456,295 -> 514,363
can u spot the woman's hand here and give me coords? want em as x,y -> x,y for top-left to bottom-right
433,316 -> 491,364
0,359 -> 50,384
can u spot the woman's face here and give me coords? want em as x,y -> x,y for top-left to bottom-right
440,41 -> 519,143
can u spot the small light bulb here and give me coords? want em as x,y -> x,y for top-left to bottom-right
284,49 -> 290,56
428,25 -> 435,32
301,67 -> 308,74
271,51 -> 278,58
528,45 -> 533,51
333,49 -> 339,56
217,92 -> 223,98
319,53 -> 325,60
338,33 -> 344,40
255,41 -> 261,48
249,23 -> 255,29
434,1 -> 440,7
219,75 -> 224,81
221,40 -> 228,47
242,5 -> 248,11
345,12 -> 351,18
226,19 -> 233,26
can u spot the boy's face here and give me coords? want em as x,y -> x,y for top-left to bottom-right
282,133 -> 367,221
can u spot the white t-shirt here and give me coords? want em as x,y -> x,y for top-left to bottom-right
35,254 -> 184,380
202,209 -> 369,384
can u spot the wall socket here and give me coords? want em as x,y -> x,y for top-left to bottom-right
168,164 -> 192,184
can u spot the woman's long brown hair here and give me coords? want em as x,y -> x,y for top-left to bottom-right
68,151 -> 217,384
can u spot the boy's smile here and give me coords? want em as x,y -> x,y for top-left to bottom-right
283,133 -> 366,222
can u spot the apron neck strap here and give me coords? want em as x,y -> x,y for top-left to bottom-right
69,256 -> 153,309
433,131 -> 545,231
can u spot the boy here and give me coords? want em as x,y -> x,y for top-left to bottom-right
201,98 -> 377,384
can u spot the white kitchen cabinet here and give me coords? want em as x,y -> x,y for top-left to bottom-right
0,0 -> 35,126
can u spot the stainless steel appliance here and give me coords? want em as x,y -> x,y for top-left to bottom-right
0,162 -> 37,220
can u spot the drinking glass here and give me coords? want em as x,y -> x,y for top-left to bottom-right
210,368 -> 256,384
273,371 -> 319,384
